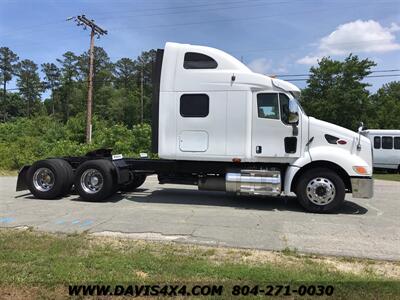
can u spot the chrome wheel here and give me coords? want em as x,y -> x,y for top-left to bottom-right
33,168 -> 55,192
306,177 -> 336,206
80,169 -> 104,194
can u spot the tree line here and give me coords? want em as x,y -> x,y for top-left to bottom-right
0,46 -> 155,127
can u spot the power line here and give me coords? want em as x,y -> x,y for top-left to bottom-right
107,3 -> 363,31
94,0 -> 285,18
276,69 -> 400,77
95,0 -> 297,21
94,0 -> 399,19
283,74 -> 400,82
2,0 -> 398,38
0,0 -> 268,37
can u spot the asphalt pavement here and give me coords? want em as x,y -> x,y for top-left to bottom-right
1,176 -> 399,260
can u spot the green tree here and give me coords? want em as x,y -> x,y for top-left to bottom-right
0,92 -> 25,120
0,47 -> 19,98
0,47 -> 19,121
41,63 -> 61,115
114,58 -> 136,90
57,51 -> 79,121
78,46 -> 114,88
369,81 -> 400,129
15,59 -> 44,117
135,50 -> 156,123
301,54 -> 376,130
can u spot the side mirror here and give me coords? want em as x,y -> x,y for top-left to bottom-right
358,121 -> 367,132
288,99 -> 299,124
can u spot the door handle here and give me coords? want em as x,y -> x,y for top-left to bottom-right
256,146 -> 262,154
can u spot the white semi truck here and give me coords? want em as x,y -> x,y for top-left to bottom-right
16,42 -> 374,213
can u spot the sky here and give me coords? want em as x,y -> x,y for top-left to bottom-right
0,0 -> 399,93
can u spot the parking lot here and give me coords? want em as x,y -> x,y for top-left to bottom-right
1,176 -> 399,260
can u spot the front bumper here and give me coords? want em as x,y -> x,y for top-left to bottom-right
351,177 -> 374,198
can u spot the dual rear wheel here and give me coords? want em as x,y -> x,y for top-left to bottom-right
26,159 -> 146,201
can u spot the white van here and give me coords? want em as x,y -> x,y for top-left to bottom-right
362,129 -> 400,172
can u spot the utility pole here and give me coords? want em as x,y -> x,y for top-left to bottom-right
140,60 -> 144,124
68,15 -> 107,143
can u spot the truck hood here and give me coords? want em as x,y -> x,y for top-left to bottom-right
309,117 -> 361,141
308,117 -> 373,175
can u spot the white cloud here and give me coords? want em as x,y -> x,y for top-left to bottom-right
389,22 -> 400,32
247,58 -> 289,75
297,20 -> 400,65
296,55 -> 321,65
247,58 -> 271,74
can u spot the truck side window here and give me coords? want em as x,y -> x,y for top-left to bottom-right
382,136 -> 393,149
394,137 -> 400,150
373,136 -> 381,149
279,93 -> 290,124
183,52 -> 218,69
180,94 -> 209,117
257,93 -> 279,119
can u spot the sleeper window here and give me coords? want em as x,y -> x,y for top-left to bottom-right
382,136 -> 393,149
183,52 -> 218,69
257,93 -> 279,119
373,136 -> 381,149
180,94 -> 209,117
394,137 -> 400,150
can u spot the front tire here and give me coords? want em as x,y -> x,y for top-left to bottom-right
74,160 -> 117,202
295,168 -> 345,213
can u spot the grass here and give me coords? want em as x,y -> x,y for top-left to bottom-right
373,173 -> 400,182
0,229 -> 399,299
0,169 -> 17,176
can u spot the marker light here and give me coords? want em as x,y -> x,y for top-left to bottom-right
353,166 -> 368,175
337,139 -> 347,145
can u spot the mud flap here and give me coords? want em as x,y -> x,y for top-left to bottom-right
16,165 -> 30,191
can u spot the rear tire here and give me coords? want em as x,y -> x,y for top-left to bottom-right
58,159 -> 74,196
295,168 -> 345,213
74,159 -> 117,202
121,174 -> 147,192
26,159 -> 71,199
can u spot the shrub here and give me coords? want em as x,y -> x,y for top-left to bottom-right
0,116 -> 152,170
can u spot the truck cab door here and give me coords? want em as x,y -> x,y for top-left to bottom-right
252,92 -> 301,160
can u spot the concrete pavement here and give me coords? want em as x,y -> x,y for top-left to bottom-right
1,176 -> 399,260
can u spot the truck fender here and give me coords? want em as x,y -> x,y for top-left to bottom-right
309,146 -> 372,176
283,146 -> 368,195
283,165 -> 300,196
16,165 -> 30,191
283,155 -> 312,195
